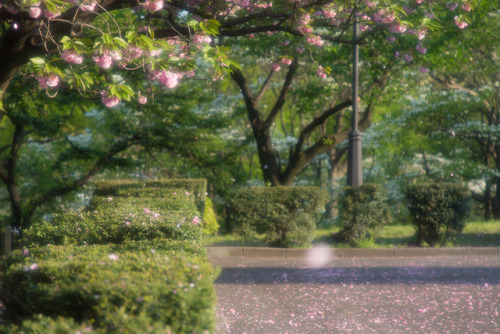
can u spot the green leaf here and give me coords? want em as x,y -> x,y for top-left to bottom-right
113,37 -> 129,49
30,57 -> 46,65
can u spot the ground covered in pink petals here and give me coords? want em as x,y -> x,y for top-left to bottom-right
211,256 -> 500,333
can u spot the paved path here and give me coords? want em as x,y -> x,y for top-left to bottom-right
209,252 -> 500,334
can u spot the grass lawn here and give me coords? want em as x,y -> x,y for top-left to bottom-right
202,219 -> 500,248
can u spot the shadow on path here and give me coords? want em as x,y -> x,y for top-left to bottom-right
216,266 -> 500,285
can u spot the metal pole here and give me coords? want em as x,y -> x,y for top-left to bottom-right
347,11 -> 362,187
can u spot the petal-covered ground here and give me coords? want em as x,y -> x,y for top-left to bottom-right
211,255 -> 500,333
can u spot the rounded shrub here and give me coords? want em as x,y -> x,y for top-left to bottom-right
338,184 -> 392,247
405,183 -> 470,246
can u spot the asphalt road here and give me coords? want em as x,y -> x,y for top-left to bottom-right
209,254 -> 500,334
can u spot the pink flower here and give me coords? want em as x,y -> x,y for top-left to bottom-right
108,254 -> 119,260
144,0 -> 163,12
271,63 -> 281,72
416,44 -> 427,54
419,66 -> 429,73
125,221 -> 131,226
281,58 -> 292,66
128,46 -> 143,59
394,51 -> 400,58
93,54 -> 113,69
29,6 -> 42,18
192,216 -> 201,224
137,95 -> 147,104
62,50 -> 84,64
306,35 -> 324,46
101,91 -> 120,108
454,16 -> 468,29
143,208 -> 151,214
30,263 -> 39,271
44,9 -> 60,19
461,3 -> 471,12
296,45 -> 305,53
185,191 -> 190,196
404,54 -> 413,62
417,29 -> 426,40
415,0 -> 425,4
37,75 -> 59,88
316,66 -> 327,79
23,248 -> 29,256
446,2 -> 458,10
80,1 -> 96,11
157,70 -> 180,88
387,36 -> 396,43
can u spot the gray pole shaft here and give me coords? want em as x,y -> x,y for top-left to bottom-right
347,13 -> 363,187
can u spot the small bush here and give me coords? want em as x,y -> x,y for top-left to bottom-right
339,184 -> 392,247
202,197 -> 220,235
226,186 -> 328,247
0,242 -> 217,333
406,183 -> 470,246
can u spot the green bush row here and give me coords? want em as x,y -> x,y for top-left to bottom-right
1,240 -> 217,333
406,183 -> 470,246
93,179 -> 207,213
20,209 -> 202,248
226,186 -> 328,247
338,184 -> 392,247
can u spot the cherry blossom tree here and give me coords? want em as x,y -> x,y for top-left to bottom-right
0,0 -> 477,230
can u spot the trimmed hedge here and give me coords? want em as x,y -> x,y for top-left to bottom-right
19,210 -> 203,248
338,184 -> 392,247
0,241 -> 217,333
226,186 -> 328,247
93,179 -> 207,213
406,183 -> 470,246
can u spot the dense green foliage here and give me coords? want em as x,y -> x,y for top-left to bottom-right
93,179 -> 207,213
226,186 -> 328,247
1,178 -> 217,332
406,183 -> 471,246
338,184 -> 392,247
1,242 -> 216,333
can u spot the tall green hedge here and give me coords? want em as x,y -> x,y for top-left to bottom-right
226,186 -> 328,247
2,178 -> 216,333
93,179 -> 207,213
406,183 -> 471,246
339,184 -> 392,247
1,241 -> 217,333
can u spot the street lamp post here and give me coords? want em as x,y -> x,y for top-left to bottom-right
347,11 -> 362,187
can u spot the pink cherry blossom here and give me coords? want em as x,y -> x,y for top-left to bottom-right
93,54 -> 113,69
46,74 -> 59,87
157,70 -> 180,88
143,208 -> 151,214
317,66 -> 327,79
192,216 -> 201,224
108,254 -> 119,260
281,58 -> 292,66
101,91 -> 120,108
44,9 -> 60,19
419,66 -> 429,73
461,3 -> 471,12
62,50 -> 84,64
454,16 -> 468,29
446,2 -> 458,10
404,54 -> 413,62
415,0 -> 425,4
29,6 -> 42,18
80,2 -> 96,11
387,36 -> 396,43
417,29 -> 426,40
416,44 -> 427,54
271,63 -> 281,72
137,95 -> 147,104
144,0 -> 163,12
306,35 -> 324,46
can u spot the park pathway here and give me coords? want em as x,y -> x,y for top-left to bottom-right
208,250 -> 500,333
